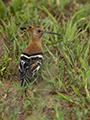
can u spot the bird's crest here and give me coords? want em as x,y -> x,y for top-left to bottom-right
20,26 -> 40,31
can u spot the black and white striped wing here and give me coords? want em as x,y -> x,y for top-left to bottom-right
19,52 -> 43,86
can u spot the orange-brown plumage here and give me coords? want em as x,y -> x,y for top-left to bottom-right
23,41 -> 43,55
23,26 -> 44,55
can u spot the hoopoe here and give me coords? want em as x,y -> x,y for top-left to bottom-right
19,26 -> 61,87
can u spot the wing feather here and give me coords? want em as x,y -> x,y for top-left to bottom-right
19,53 -> 43,86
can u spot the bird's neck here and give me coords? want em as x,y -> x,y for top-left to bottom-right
23,40 -> 43,55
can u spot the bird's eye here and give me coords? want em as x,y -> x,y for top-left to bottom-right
38,29 -> 41,33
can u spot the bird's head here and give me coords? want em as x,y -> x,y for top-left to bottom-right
20,26 -> 61,42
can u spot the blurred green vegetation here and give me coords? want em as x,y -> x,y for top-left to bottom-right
0,0 -> 90,120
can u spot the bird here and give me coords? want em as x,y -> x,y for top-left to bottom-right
19,26 -> 61,87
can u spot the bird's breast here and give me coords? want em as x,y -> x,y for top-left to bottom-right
23,41 -> 43,55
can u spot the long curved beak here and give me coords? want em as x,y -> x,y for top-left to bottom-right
44,31 -> 62,36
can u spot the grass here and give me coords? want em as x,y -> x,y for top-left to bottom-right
0,0 -> 90,120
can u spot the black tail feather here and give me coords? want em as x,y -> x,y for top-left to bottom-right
21,78 -> 30,87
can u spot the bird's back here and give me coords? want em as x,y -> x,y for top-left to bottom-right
19,52 -> 43,87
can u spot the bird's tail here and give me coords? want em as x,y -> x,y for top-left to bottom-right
21,77 -> 30,87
